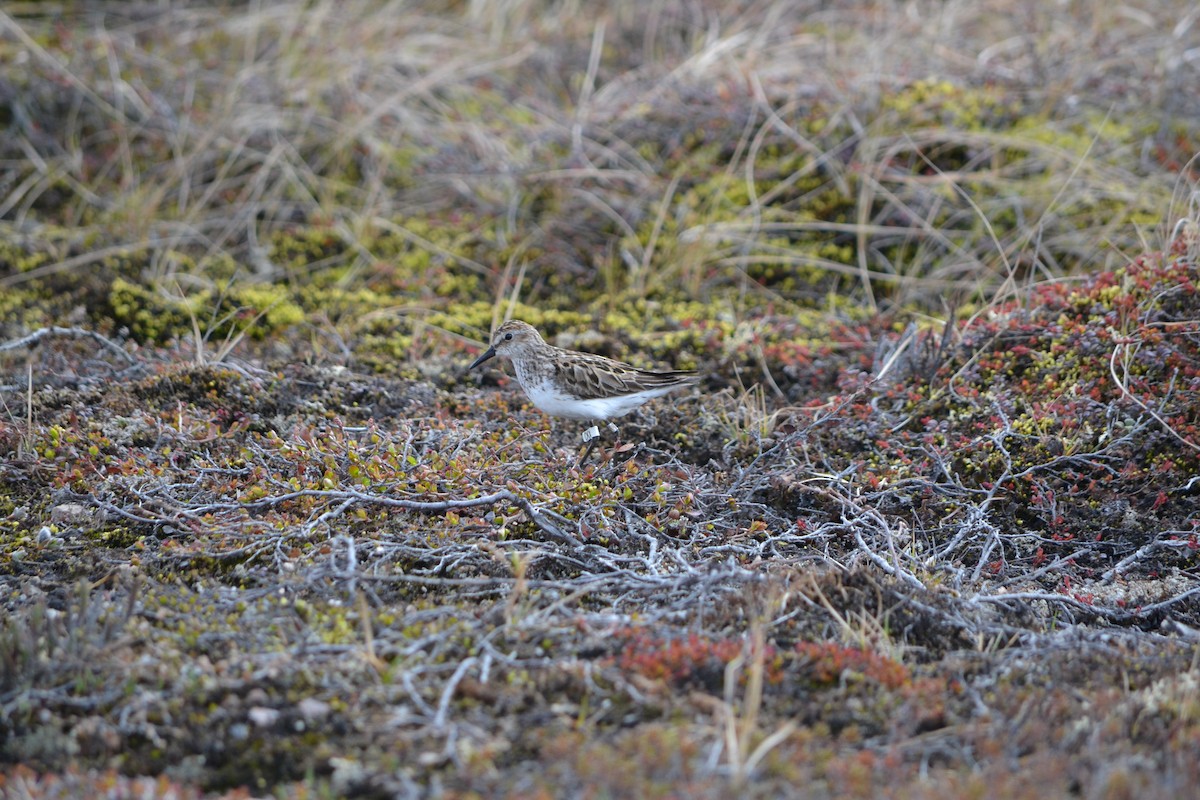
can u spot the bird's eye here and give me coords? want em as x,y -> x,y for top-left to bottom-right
504,333 -> 513,341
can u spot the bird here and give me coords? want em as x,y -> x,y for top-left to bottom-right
469,320 -> 697,462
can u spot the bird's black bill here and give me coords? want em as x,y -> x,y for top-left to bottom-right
469,346 -> 497,370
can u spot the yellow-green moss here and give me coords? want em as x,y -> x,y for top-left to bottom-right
109,277 -> 305,343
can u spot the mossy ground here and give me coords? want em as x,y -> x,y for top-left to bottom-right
2,1 -> 1200,798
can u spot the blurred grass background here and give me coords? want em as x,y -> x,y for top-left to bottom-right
2,0 -> 1195,367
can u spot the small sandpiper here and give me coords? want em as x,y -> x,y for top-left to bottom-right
469,320 -> 697,462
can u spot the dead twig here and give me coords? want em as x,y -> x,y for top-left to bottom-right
283,487 -> 578,546
101,483 -> 578,548
1109,342 -> 1200,454
971,584 -> 1200,626
0,326 -> 138,365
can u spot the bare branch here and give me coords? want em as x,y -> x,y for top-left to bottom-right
0,326 -> 139,365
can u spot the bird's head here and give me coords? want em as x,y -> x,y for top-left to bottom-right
468,320 -> 545,369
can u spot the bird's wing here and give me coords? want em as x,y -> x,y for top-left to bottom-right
553,353 -> 696,400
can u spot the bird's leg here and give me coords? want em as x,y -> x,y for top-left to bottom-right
575,423 -> 602,467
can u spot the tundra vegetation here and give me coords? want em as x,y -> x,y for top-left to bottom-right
1,1 -> 1200,797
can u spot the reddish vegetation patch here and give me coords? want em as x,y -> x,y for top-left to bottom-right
766,244 -> 1200,611
615,628 -> 781,687
794,641 -> 910,690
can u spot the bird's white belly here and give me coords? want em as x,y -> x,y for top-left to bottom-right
522,381 -> 672,421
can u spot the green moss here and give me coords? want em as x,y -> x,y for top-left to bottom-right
0,240 -> 53,274
108,278 -> 193,342
881,78 -> 1018,131
85,526 -> 145,548
269,227 -> 349,273
108,277 -> 305,344
231,284 -> 306,333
